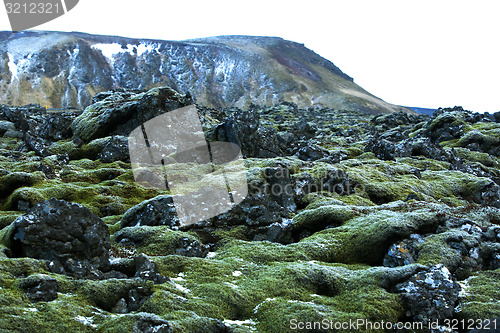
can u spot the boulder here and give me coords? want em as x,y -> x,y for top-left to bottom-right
72,86 -> 193,143
394,264 -> 460,325
8,199 -> 110,278
212,108 -> 285,158
120,195 -> 180,229
19,274 -> 59,303
114,226 -> 207,258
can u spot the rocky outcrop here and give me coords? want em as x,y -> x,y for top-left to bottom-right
71,86 -> 193,142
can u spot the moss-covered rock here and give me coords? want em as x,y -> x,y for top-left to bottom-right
71,87 -> 192,142
113,226 -> 207,257
457,269 -> 500,320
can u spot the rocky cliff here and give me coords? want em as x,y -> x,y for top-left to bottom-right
0,30 -> 409,114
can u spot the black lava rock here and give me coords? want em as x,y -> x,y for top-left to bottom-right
98,135 -> 130,163
394,264 -> 460,325
365,138 -> 396,160
134,254 -> 167,284
10,199 -> 111,278
120,195 -> 180,229
213,108 -> 284,158
19,274 -> 59,303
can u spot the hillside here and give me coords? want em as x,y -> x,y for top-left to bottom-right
0,31 -> 409,114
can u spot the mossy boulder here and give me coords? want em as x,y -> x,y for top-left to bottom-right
113,226 -> 207,257
71,87 -> 193,142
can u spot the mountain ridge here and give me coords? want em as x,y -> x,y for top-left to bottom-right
0,30 -> 411,114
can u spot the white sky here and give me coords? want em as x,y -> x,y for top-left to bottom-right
1,0 -> 499,112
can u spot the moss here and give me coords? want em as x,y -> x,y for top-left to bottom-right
295,208 -> 442,265
2,187 -> 46,211
397,156 -> 450,171
291,204 -> 358,232
0,298 -> 101,333
107,220 -> 122,235
97,312 -> 176,333
140,285 -> 225,319
61,167 -> 126,184
47,140 -> 78,155
453,148 -> 499,168
112,226 -> 205,257
0,285 -> 26,306
335,194 -> 376,206
75,278 -> 153,312
429,112 -> 471,134
457,269 -> 500,320
213,225 -> 252,242
0,171 -> 46,198
3,173 -> 164,216
416,232 -> 465,269
0,211 -> 21,229
250,263 -> 404,333
215,240 -> 309,264
149,256 -> 406,331
0,258 -> 49,283
336,158 -> 491,206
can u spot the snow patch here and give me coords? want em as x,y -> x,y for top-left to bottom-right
253,297 -> 276,314
75,315 -> 97,328
224,282 -> 238,289
7,54 -> 18,82
136,43 -> 160,56
91,43 -> 124,61
174,283 -> 190,293
223,319 -> 257,327
23,308 -> 38,312
458,278 -> 471,297
206,252 -> 217,259
92,42 -> 160,62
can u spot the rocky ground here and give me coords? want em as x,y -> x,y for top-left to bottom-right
0,86 -> 499,332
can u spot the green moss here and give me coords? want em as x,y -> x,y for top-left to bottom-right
2,187 -> 46,211
457,269 -> 500,320
291,204 -> 358,232
140,285 -> 224,319
97,312 -> 172,333
215,240 -> 309,264
213,225 -> 252,243
397,156 -> 450,171
149,256 -> 406,331
3,172 -> 164,216
75,278 -> 153,312
0,258 -> 49,282
296,209 -> 442,265
47,140 -> 79,155
61,167 -> 126,184
249,263 -> 404,333
0,296 -> 101,333
0,285 -> 26,306
416,232 -> 465,269
453,148 -> 499,168
336,158 -> 491,206
0,211 -> 21,229
112,226 -> 204,257
335,195 -> 376,206
0,171 -> 46,198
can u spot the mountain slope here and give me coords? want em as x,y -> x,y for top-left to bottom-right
0,31 -> 409,114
